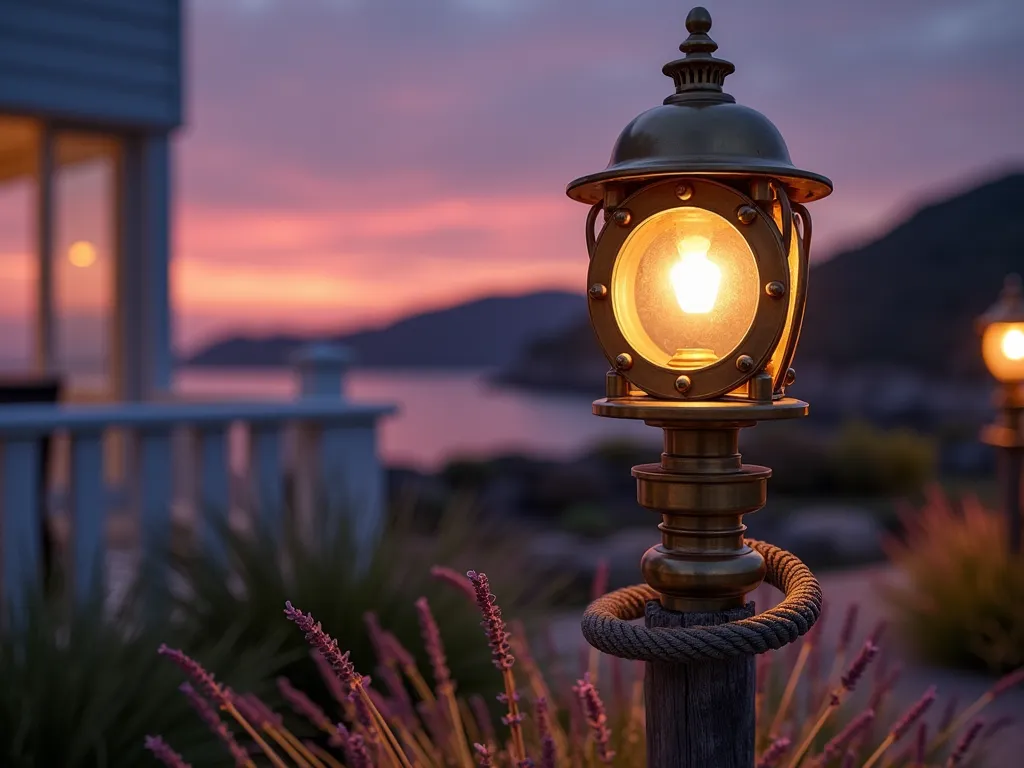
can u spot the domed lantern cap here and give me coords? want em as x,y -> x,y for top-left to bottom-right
978,274 -> 1024,329
567,7 -> 833,206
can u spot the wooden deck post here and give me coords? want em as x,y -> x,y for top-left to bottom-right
644,602 -> 756,768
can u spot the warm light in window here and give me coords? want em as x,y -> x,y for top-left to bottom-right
669,235 -> 720,314
68,241 -> 97,268
1002,328 -> 1024,361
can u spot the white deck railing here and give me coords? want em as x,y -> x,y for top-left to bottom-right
0,344 -> 395,617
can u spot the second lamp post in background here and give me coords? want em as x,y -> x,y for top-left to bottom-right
978,274 -> 1024,554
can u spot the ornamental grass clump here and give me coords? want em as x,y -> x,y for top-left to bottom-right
150,567 -> 1021,767
883,486 -> 1024,673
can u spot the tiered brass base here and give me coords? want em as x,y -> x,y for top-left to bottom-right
594,395 -> 808,613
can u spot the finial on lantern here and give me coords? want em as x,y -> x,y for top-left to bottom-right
682,7 -> 715,49
662,7 -> 735,103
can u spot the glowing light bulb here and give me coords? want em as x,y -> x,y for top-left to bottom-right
669,234 -> 720,314
1002,327 -> 1024,361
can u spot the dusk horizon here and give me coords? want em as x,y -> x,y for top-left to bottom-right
1,0 -> 1022,357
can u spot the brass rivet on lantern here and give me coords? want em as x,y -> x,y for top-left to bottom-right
736,205 -> 757,224
675,184 -> 693,201
589,283 -> 608,300
784,367 -> 797,386
674,375 -> 692,393
612,209 -> 632,227
736,355 -> 754,373
766,281 -> 786,298
615,353 -> 633,370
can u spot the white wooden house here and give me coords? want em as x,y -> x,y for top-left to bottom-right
0,0 -> 394,615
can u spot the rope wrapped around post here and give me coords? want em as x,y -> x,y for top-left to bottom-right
581,539 -> 822,663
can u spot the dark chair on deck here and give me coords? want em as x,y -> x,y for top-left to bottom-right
0,376 -> 63,593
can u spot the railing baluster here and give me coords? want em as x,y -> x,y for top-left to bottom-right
70,430 -> 106,606
1,437 -> 42,621
320,423 -> 384,564
198,425 -> 230,558
293,422 -> 321,544
138,427 -> 173,611
249,423 -> 284,536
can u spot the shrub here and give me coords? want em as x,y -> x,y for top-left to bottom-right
558,503 -> 615,538
150,498 -> 545,728
148,564 -> 1021,767
883,487 -> 1024,674
0,589 -> 285,767
829,422 -> 936,496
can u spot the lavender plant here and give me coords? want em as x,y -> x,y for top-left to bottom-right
150,565 -> 1022,767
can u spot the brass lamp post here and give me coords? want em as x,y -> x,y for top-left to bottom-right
569,8 -> 829,767
978,274 -> 1024,554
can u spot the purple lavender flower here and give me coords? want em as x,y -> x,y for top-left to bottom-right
158,645 -> 227,706
947,720 -> 985,766
338,723 -> 373,768
467,571 -> 514,671
840,640 -> 879,693
383,630 -> 417,670
241,692 -> 285,729
277,676 -> 332,730
376,659 -> 416,725
540,734 -> 556,768
573,673 -> 615,764
284,601 -> 363,697
534,697 -> 551,743
473,743 -> 495,766
891,686 -> 937,741
755,737 -> 791,768
820,709 -> 875,762
991,666 -> 1024,697
430,565 -> 477,602
352,686 -> 381,745
415,597 -> 452,689
144,735 -> 191,768
179,684 -> 250,767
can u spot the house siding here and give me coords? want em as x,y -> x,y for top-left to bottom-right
0,0 -> 182,129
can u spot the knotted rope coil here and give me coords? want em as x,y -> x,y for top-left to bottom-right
581,539 -> 821,663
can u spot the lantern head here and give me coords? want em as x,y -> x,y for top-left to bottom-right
979,274 -> 1024,385
568,7 -> 832,402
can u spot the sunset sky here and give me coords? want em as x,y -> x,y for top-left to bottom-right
3,0 -> 1024,355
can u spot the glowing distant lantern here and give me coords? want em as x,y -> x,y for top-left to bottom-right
68,240 -> 98,268
979,274 -> 1024,384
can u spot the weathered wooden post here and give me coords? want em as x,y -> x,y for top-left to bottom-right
565,8 -> 828,765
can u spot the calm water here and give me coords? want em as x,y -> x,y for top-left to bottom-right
174,367 -> 656,471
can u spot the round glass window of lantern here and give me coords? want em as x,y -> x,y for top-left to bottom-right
611,207 -> 760,371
